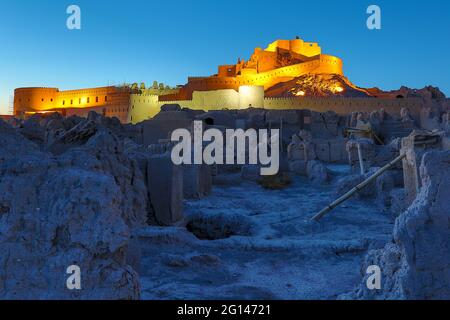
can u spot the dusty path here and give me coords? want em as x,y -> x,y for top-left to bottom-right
138,166 -> 393,300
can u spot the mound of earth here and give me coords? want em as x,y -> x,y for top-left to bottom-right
265,73 -> 371,98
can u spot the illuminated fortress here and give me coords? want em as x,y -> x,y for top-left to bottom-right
159,38 -> 343,101
13,38 -> 423,124
14,84 -> 178,124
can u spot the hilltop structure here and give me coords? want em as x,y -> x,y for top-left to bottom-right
159,38 -> 344,101
13,38 -> 431,124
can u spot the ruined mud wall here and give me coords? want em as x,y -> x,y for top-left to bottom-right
0,117 -> 147,299
347,150 -> 450,300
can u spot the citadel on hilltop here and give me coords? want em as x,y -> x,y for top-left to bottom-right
13,38 -> 425,124
159,38 -> 343,101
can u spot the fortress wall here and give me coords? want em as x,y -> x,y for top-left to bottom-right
159,53 -> 343,102
128,91 -> 231,124
14,86 -> 132,123
129,94 -> 160,123
314,55 -> 344,75
239,86 -> 265,108
263,97 -> 423,120
193,89 -> 240,109
161,59 -> 324,102
14,88 -> 59,114
151,88 -> 263,119
147,94 -> 424,125
65,106 -> 110,119
246,60 -> 321,88
15,86 -> 424,126
291,41 -> 321,57
266,39 -> 321,57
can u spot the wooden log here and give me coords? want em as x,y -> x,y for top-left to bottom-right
311,153 -> 406,222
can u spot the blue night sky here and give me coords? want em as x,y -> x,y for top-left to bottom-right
0,0 -> 449,114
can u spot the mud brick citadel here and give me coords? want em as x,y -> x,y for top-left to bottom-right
2,36 -> 450,301
13,38 -> 441,125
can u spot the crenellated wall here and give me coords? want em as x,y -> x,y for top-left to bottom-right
14,85 -> 425,126
160,37 -> 344,102
263,96 -> 423,119
14,86 -> 133,123
265,39 -> 321,57
129,94 -> 160,123
160,55 -> 343,102
152,95 -> 424,123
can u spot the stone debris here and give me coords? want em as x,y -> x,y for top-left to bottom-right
0,119 -> 141,299
346,150 -> 450,300
1,101 -> 449,300
306,160 -> 330,185
287,130 -> 317,161
47,120 -> 97,155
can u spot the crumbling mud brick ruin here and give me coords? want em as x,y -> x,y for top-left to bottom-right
1,38 -> 449,300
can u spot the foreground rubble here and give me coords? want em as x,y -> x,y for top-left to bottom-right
0,119 -> 144,299
0,100 -> 449,299
345,150 -> 450,299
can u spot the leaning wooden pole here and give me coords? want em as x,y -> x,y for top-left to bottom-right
311,153 -> 407,222
357,142 -> 365,175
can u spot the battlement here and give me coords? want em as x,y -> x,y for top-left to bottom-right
265,39 -> 321,57
132,86 -> 425,124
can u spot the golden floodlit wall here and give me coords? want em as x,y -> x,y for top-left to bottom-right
160,38 -> 344,102
128,94 -> 160,123
159,55 -> 343,101
14,86 -> 132,123
238,86 -> 265,108
193,89 -> 240,109
265,39 -> 321,57
127,86 -> 265,124
263,97 -> 423,118
14,85 -> 424,125
154,94 -> 423,123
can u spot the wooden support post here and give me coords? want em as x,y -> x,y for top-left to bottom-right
357,142 -> 365,175
311,153 -> 406,222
